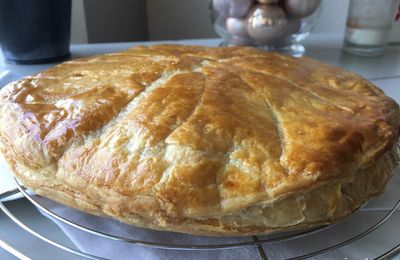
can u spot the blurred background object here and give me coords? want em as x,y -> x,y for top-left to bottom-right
0,0 -> 71,64
210,0 -> 322,56
70,0 -> 350,43
1,0 -> 399,56
343,0 -> 399,56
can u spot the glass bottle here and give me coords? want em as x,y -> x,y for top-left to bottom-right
343,0 -> 399,56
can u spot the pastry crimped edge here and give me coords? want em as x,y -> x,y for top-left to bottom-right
2,143 -> 398,236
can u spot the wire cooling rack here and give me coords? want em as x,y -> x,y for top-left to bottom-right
1,172 -> 400,259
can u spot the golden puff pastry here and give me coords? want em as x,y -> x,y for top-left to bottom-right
0,45 -> 399,236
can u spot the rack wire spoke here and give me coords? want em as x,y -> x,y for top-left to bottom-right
0,201 -> 106,260
376,243 -> 400,260
287,199 -> 400,260
253,236 -> 268,260
0,188 -> 20,201
0,237 -> 30,260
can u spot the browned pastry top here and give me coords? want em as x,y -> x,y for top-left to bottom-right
0,45 -> 399,235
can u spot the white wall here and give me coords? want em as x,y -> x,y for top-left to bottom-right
147,0 -> 216,41
313,1 -> 348,34
70,0 -> 88,43
84,0 -> 148,43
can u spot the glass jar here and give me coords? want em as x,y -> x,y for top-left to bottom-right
343,0 -> 399,56
210,0 -> 322,56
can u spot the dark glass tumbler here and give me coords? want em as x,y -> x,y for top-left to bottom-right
0,0 -> 72,64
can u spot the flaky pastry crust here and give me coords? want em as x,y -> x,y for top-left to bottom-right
0,45 -> 399,236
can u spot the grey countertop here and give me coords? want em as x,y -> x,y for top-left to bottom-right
0,34 -> 399,259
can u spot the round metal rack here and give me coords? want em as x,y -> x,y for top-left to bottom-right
1,174 -> 399,260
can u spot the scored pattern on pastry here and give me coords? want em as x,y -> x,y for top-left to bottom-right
0,45 -> 398,235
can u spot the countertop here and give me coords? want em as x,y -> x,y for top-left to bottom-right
0,33 -> 399,259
